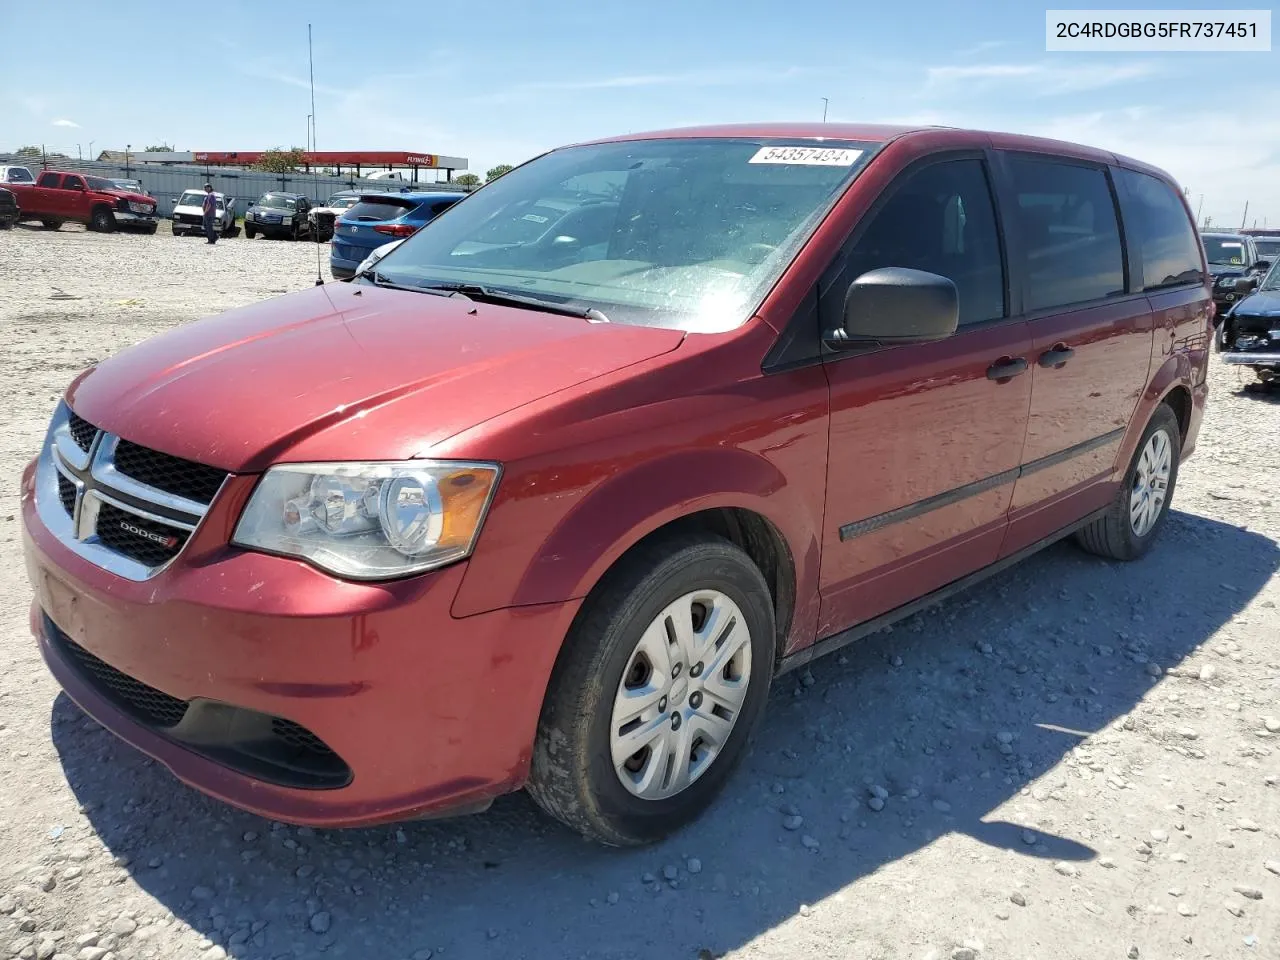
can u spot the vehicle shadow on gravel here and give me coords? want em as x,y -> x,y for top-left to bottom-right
52,510 -> 1279,960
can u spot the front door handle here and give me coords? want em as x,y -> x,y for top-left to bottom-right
986,356 -> 1028,381
1038,344 -> 1075,368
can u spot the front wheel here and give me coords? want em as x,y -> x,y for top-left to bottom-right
527,534 -> 776,846
1075,404 -> 1181,561
41,218 -> 63,231
244,225 -> 256,239
89,206 -> 115,232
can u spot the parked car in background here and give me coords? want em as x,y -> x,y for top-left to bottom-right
7,171 -> 158,232
20,123 -> 1209,846
0,186 -> 19,229
1,165 -> 35,185
1248,233 -> 1280,265
244,192 -> 312,240
308,191 -> 360,242
329,191 -> 461,279
1220,257 -> 1280,383
171,190 -> 239,238
1201,232 -> 1269,318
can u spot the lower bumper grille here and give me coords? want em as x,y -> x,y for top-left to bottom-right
48,617 -> 352,790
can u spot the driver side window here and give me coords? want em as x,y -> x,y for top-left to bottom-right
825,158 -> 1006,328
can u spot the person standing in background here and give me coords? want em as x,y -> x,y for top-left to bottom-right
202,183 -> 218,245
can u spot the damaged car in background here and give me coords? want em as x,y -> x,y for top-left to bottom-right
1220,257 -> 1280,384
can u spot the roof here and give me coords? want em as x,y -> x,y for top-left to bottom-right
358,190 -> 463,200
571,122 -> 1166,178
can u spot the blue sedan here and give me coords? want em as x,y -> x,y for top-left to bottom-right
330,192 -> 462,280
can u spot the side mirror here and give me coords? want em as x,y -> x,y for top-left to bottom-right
836,267 -> 959,345
1253,260 -> 1270,272
1234,277 -> 1256,293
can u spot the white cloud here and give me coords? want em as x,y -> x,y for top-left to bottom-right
51,118 -> 79,128
476,66 -> 816,105
926,61 -> 1161,95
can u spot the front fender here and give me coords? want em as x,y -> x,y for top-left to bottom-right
451,448 -> 823,654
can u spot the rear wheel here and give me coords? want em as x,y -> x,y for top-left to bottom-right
1075,404 -> 1181,561
41,218 -> 63,230
89,206 -> 115,232
527,534 -> 775,846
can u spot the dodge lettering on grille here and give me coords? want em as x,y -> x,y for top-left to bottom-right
118,521 -> 179,548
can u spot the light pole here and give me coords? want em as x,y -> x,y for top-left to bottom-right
306,115 -> 312,153
88,140 -> 95,160
822,97 -> 829,122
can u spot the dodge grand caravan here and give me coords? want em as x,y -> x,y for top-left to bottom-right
21,124 -> 1211,846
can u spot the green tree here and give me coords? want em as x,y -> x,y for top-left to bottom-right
144,143 -> 174,152
252,147 -> 306,173
15,145 -> 41,157
453,173 -> 480,186
485,163 -> 514,182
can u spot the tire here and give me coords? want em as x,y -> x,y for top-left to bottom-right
89,206 -> 115,233
41,219 -> 63,230
1075,404 -> 1181,561
527,533 -> 776,846
141,224 -> 157,235
245,225 -> 256,239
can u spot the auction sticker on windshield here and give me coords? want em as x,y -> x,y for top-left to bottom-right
749,146 -> 863,165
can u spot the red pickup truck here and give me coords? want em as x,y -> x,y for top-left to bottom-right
10,171 -> 158,233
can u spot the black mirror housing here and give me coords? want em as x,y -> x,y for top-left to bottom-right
840,267 -> 960,345
1234,277 -> 1256,293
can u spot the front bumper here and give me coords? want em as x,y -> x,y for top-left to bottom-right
247,219 -> 297,236
1222,350 -> 1280,367
20,458 -> 577,827
113,211 -> 157,227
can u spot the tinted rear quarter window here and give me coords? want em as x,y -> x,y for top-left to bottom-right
1115,169 -> 1204,290
346,198 -> 417,221
1006,157 -> 1125,311
6,168 -> 34,183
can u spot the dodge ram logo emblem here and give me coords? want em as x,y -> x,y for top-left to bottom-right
118,520 -> 179,548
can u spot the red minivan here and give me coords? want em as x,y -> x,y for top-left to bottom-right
21,124 -> 1210,845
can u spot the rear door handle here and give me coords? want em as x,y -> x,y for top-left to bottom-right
986,357 -> 1028,381
1038,344 -> 1075,368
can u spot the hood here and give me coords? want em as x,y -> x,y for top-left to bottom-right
65,284 -> 684,473
103,188 -> 154,205
1207,263 -> 1246,278
1230,289 -> 1280,317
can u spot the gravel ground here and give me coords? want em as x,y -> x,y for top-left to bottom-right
0,225 -> 1278,960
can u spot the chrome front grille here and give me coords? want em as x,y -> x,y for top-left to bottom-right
36,402 -> 227,581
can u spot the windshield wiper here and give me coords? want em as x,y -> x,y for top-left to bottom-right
366,271 -> 455,296
416,282 -> 609,322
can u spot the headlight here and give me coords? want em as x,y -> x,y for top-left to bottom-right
232,460 -> 500,580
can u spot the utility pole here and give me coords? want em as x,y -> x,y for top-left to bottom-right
821,97 -> 829,122
1196,194 -> 1204,223
308,24 -> 317,153
88,140 -> 94,160
1241,200 -> 1249,230
306,115 -> 312,153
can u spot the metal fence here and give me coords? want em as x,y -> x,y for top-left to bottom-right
0,154 -> 471,217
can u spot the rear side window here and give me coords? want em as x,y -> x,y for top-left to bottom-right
1115,169 -> 1204,290
1007,158 -> 1125,311
836,158 -> 1006,326
38,172 -> 60,187
345,198 -> 416,222
62,176 -> 85,191
6,168 -> 34,183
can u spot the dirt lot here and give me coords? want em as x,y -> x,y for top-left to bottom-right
0,224 -> 1277,960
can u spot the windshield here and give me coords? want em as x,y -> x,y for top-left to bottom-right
85,176 -> 126,191
112,180 -> 141,191
370,137 -> 878,331
257,195 -> 298,211
1203,235 -> 1248,265
1252,238 -> 1280,259
179,191 -> 223,210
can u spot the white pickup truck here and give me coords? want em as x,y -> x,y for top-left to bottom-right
170,190 -> 239,238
